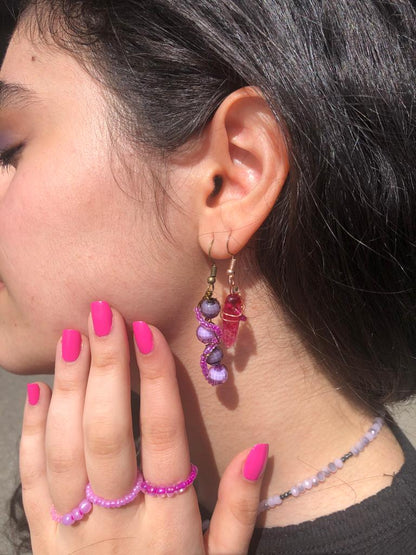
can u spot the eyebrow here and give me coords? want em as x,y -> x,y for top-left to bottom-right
0,80 -> 38,110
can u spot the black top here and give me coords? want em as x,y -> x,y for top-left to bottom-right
250,422 -> 416,554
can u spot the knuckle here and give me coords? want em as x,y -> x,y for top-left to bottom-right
85,419 -> 130,458
228,495 -> 259,527
91,346 -> 120,373
54,376 -> 82,396
141,416 -> 179,453
47,450 -> 80,475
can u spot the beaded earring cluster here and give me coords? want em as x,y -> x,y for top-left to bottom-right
195,245 -> 246,386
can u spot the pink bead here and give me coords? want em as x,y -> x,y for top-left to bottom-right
222,293 -> 246,347
334,458 -> 344,469
79,500 -> 92,514
71,508 -> 83,521
62,513 -> 75,526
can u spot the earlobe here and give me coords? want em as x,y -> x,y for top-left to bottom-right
198,87 -> 289,259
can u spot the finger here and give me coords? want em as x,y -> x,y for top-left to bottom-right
134,321 -> 191,486
83,302 -> 137,499
205,444 -> 269,554
46,330 -> 89,514
20,382 -> 53,540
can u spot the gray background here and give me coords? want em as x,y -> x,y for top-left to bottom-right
0,370 -> 415,554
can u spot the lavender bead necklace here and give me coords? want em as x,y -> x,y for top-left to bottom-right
258,416 -> 384,513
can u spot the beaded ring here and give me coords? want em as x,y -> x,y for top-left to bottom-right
50,499 -> 92,526
86,470 -> 143,508
50,464 -> 198,524
141,464 -> 198,497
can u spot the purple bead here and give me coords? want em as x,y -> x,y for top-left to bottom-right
297,483 -> 305,494
258,500 -> 269,512
79,499 -> 92,514
365,431 -> 375,442
311,476 -> 319,486
290,486 -> 299,497
269,495 -> 282,507
62,513 -> 75,526
200,299 -> 221,318
302,478 -> 313,490
196,325 -> 217,343
208,364 -> 228,384
351,445 -> 360,456
328,462 -> 337,473
322,466 -> 331,476
334,458 -> 344,469
268,495 -> 283,507
71,508 -> 83,521
317,471 -> 326,482
206,347 -> 223,364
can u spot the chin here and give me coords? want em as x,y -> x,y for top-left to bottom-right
0,353 -> 55,375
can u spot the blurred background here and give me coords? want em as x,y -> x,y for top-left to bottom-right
0,1 -> 414,553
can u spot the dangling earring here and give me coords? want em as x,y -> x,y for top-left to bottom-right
222,243 -> 246,347
195,243 -> 228,386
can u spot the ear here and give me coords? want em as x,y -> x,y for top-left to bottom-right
197,87 -> 289,259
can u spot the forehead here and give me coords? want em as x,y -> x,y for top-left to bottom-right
0,26 -> 106,116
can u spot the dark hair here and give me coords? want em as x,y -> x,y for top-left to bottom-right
17,0 -> 416,409
8,0 -> 416,549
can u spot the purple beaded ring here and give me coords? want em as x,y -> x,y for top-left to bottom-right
51,465 -> 198,525
86,469 -> 143,508
50,499 -> 92,526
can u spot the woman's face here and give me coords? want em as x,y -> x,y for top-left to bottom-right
0,28 -> 198,374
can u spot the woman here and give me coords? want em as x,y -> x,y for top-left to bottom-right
2,0 -> 415,553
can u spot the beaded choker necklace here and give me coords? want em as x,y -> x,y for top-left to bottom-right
258,416 -> 384,513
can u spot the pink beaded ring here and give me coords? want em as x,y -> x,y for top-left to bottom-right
50,499 -> 92,526
86,469 -> 144,508
141,464 -> 198,497
50,464 -> 198,525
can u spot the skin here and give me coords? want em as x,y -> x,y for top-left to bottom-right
1,22 -> 407,553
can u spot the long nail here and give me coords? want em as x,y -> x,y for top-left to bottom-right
27,383 -> 40,406
62,329 -> 82,362
133,321 -> 154,354
91,301 -> 113,337
243,444 -> 269,481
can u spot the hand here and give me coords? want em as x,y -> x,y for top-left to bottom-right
20,302 -> 268,554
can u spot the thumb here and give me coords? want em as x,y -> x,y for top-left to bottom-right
204,444 -> 269,555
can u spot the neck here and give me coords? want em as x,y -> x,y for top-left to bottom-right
137,274 -> 405,527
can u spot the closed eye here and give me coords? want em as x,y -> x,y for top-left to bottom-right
0,143 -> 23,169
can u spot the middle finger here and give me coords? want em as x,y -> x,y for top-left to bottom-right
83,302 -> 137,500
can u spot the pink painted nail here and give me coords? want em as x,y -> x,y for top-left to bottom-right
243,443 -> 269,481
27,383 -> 40,406
133,321 -> 154,354
62,329 -> 82,362
91,301 -> 113,337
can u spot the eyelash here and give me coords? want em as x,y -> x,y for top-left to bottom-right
0,143 -> 23,169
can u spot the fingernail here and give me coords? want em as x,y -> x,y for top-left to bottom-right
91,301 -> 113,337
62,329 -> 82,362
133,321 -> 154,354
243,443 -> 269,481
27,383 -> 40,406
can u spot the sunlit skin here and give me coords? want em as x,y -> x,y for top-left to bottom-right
1,24 -> 406,538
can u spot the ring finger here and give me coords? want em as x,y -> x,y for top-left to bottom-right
134,322 -> 192,495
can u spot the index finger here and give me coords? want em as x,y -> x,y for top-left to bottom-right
133,321 -> 192,490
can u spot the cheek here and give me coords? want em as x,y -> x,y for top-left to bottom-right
0,159 -> 136,353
